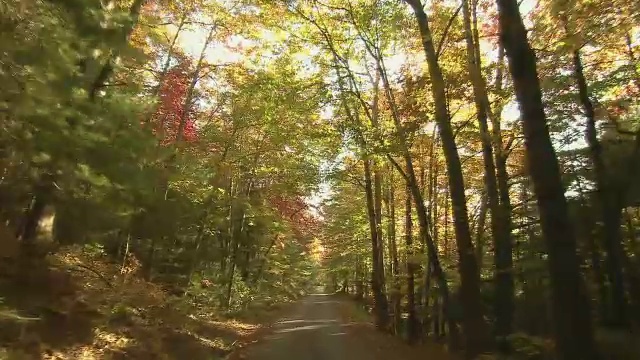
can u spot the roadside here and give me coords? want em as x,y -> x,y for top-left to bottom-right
0,246 -> 458,360
0,246 -> 296,359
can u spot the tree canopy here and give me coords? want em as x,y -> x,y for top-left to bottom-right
1,0 -> 639,358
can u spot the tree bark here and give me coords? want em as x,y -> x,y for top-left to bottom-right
404,3 -> 490,354
461,0 -> 514,345
381,83 -> 453,348
387,173 -> 401,335
495,0 -> 599,358
355,254 -> 364,301
326,37 -> 390,329
364,159 -> 390,330
570,42 -> 628,327
405,181 -> 419,343
364,45 -> 450,339
474,195 -> 488,265
374,167 -> 386,294
574,167 -> 609,322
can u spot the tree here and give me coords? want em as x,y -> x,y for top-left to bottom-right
3,0 -> 640,358
460,0 -> 514,346
494,0 -> 599,358
403,0 -> 491,355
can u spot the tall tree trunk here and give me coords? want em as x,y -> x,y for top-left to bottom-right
461,0 -> 514,345
624,209 -> 640,323
223,177 -> 237,307
433,279 -> 442,339
430,132 -> 439,242
519,179 -> 548,334
575,167 -> 609,322
364,159 -> 390,330
570,42 -> 628,327
380,79 -> 453,347
371,72 -> 390,330
405,181 -> 419,343
488,20 -> 516,338
495,0 -> 599,358
401,6 -> 490,348
387,173 -> 401,335
372,72 -> 388,296
419,133 -> 438,313
474,196 -> 488,264
444,190 -> 450,256
225,240 -> 238,308
366,49 -> 451,339
225,182 -> 251,309
355,254 -> 364,301
327,42 -> 390,329
374,168 -> 386,294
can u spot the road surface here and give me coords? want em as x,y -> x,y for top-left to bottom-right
232,293 -> 455,360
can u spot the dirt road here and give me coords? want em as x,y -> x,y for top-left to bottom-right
231,293 -> 456,360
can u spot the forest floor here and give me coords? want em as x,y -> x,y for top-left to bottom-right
0,247 -> 288,359
228,293 -> 457,360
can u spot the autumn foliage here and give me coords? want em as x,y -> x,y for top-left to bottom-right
150,60 -> 198,144
269,194 -> 320,239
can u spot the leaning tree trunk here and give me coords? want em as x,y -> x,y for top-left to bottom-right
495,0 -> 599,358
403,1 -> 490,355
328,43 -> 390,330
379,72 -> 453,346
461,0 -> 514,346
368,51 -> 451,339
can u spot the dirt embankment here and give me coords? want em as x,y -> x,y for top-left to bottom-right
0,247 -> 283,359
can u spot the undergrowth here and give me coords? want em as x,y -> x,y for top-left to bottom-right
0,245 -> 302,359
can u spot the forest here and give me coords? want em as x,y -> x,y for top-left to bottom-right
0,0 -> 639,359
